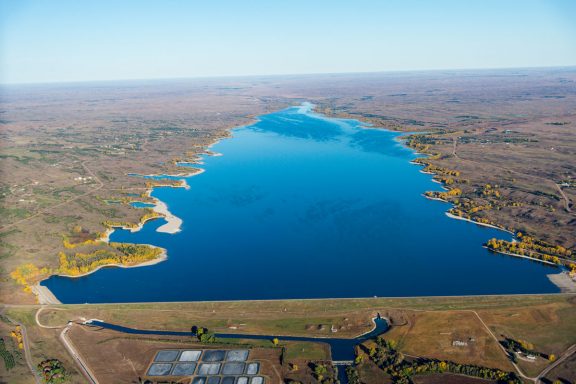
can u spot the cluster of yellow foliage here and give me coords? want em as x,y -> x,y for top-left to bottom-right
517,339 -> 534,351
449,208 -> 506,229
481,184 -> 501,198
467,204 -> 492,214
447,194 -> 523,231
58,243 -> 163,276
10,326 -> 23,350
436,176 -> 469,185
63,237 -> 103,249
408,141 -> 431,153
515,233 -> 572,258
424,188 -> 462,201
486,238 -> 564,265
103,208 -> 161,231
10,263 -> 50,292
422,164 -> 460,177
145,179 -> 185,188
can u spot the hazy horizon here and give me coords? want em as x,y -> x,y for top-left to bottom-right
2,65 -> 576,87
1,0 -> 576,85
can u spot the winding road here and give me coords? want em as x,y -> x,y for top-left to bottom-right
0,308 -> 42,384
536,343 -> 576,383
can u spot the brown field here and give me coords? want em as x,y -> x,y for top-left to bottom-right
2,294 -> 575,383
477,297 -> 576,356
384,311 -> 513,371
1,68 -> 575,305
356,360 -> 394,384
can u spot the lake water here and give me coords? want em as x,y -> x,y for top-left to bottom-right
43,104 -> 559,303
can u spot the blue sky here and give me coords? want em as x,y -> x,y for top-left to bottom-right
1,0 -> 575,84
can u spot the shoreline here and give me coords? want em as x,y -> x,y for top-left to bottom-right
483,246 -> 558,266
422,194 -> 448,203
29,117 -> 260,306
152,200 -> 182,234
55,246 -> 168,279
31,284 -> 62,305
35,246 -> 168,304
117,132 -> 224,237
37,104 -> 571,304
445,212 -> 514,234
546,271 -> 576,293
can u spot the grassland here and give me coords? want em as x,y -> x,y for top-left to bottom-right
2,294 -> 575,383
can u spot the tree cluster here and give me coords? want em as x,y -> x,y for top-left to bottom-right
37,359 -> 67,384
363,336 -> 521,384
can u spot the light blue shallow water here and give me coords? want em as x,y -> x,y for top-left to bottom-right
130,201 -> 155,208
43,104 -> 559,303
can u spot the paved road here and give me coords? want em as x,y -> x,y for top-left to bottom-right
536,343 -> 576,383
60,323 -> 99,384
470,309 -> 576,383
0,308 -> 42,384
467,310 -> 536,382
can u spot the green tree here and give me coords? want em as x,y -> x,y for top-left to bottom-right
314,363 -> 328,381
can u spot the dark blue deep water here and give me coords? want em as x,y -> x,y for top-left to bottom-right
43,104 -> 559,303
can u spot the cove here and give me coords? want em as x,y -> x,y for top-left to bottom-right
43,103 -> 559,303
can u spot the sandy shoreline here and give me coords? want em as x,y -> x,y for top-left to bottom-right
153,200 -> 182,233
423,194 -> 448,203
445,212 -> 514,234
140,169 -> 207,234
31,125 -> 241,305
547,271 -> 576,293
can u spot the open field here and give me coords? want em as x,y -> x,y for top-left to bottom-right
1,68 -> 575,305
2,294 -> 574,383
384,311 -> 513,371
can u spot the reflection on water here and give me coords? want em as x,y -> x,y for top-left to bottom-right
43,104 -> 559,303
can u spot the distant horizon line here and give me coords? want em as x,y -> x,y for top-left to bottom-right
2,64 -> 575,87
